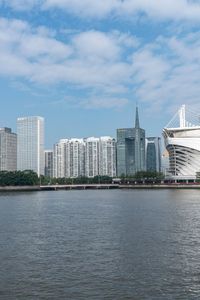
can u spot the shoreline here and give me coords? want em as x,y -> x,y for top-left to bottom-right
0,183 -> 200,192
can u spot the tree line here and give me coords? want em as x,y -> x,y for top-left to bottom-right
119,171 -> 165,184
0,170 -> 39,186
0,170 -> 165,186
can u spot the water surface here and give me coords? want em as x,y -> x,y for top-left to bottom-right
0,189 -> 200,299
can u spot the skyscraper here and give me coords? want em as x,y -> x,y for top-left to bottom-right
0,127 -> 17,171
146,137 -> 161,172
17,116 -> 44,175
117,107 -> 145,176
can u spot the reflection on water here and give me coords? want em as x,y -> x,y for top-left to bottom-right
0,189 -> 200,299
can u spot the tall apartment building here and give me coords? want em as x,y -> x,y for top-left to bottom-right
44,150 -> 53,177
85,137 -> 99,177
70,139 -> 85,178
85,137 -> 116,177
53,138 -> 85,178
17,116 -> 44,176
0,127 -> 17,171
99,137 -> 116,177
53,140 -> 66,178
146,137 -> 161,172
54,136 -> 116,178
117,107 -> 145,176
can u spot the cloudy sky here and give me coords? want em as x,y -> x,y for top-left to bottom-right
1,0 -> 200,147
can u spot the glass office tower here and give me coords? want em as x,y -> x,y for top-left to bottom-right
146,137 -> 161,172
17,116 -> 44,175
117,107 -> 145,176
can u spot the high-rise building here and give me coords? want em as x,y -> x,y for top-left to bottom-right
17,116 -> 44,175
53,138 -> 85,178
163,105 -> 200,180
54,136 -> 116,178
53,139 -> 67,178
44,150 -> 53,177
0,127 -> 17,171
117,107 -> 145,176
146,137 -> 161,172
70,138 -> 85,178
85,137 -> 99,177
99,137 -> 116,177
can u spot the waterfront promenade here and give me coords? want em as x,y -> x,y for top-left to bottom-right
0,183 -> 200,191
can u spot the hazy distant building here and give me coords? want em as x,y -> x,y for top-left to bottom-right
0,127 -> 17,171
17,116 -> 44,175
146,137 -> 161,172
117,107 -> 145,176
44,150 -> 53,177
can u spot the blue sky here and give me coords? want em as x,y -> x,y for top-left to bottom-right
1,0 -> 200,148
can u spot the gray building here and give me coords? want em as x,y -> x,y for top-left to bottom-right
0,127 -> 17,171
44,150 -> 53,177
146,137 -> 161,172
117,107 -> 145,176
17,116 -> 44,176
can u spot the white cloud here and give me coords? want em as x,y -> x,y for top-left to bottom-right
41,0 -> 200,21
72,31 -> 121,61
130,33 -> 200,111
42,0 -> 118,18
80,97 -> 129,109
1,17 -> 200,112
0,18 -> 132,99
3,0 -> 200,22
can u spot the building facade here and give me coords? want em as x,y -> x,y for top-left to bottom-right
53,138 -> 85,178
44,150 -> 53,177
85,137 -> 99,177
54,136 -> 116,178
146,137 -> 161,172
117,107 -> 145,176
17,116 -> 44,176
99,137 -> 116,177
0,127 -> 17,171
163,105 -> 200,180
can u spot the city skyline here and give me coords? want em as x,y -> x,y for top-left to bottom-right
1,1 -> 200,147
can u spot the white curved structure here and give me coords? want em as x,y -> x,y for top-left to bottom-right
163,105 -> 200,180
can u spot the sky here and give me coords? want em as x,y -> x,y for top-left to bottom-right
1,0 -> 200,148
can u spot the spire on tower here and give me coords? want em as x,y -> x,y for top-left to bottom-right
135,106 -> 140,128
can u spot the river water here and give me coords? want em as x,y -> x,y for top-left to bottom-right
0,189 -> 200,299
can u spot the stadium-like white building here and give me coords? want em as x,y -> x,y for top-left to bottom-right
163,105 -> 200,180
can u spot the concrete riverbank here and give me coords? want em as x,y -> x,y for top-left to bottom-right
0,186 -> 41,191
